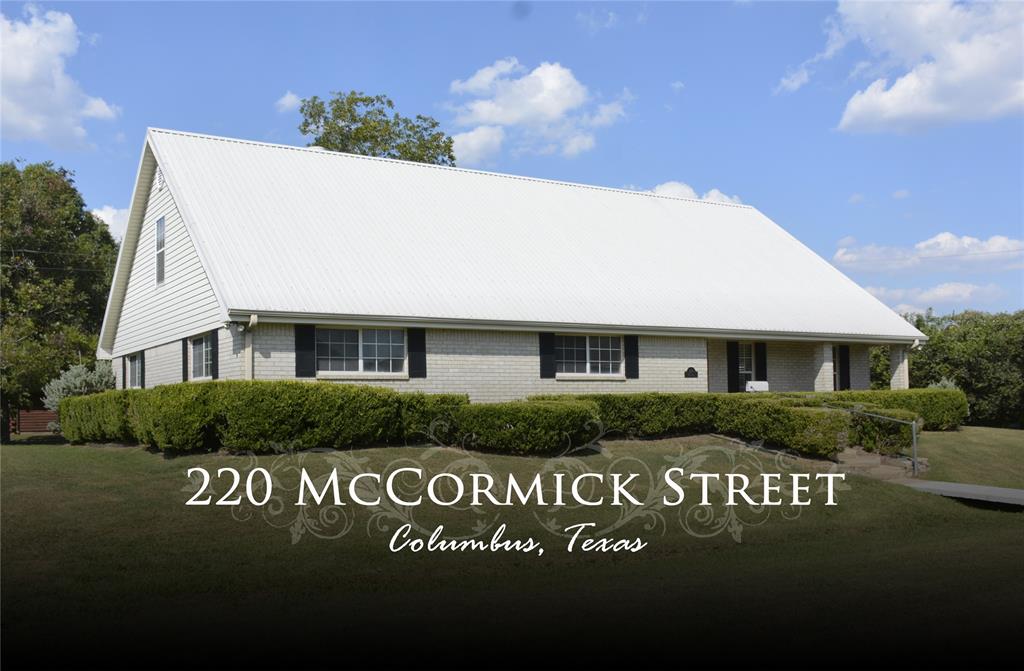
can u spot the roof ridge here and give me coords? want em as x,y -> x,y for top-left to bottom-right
146,127 -> 754,210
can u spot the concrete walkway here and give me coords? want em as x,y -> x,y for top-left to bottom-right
897,480 -> 1024,506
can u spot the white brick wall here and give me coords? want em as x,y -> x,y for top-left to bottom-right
890,344 -> 909,390
253,325 -> 708,402
850,344 -> 871,390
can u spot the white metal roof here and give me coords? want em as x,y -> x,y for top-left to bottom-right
98,128 -> 925,354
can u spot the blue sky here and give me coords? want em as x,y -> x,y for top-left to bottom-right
2,1 -> 1022,314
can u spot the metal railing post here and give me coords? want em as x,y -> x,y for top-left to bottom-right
911,420 -> 919,477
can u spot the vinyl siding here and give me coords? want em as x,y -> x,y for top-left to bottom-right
111,167 -> 223,357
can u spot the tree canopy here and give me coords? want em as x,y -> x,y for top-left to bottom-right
1,161 -> 118,437
298,91 -> 456,166
870,309 -> 1024,426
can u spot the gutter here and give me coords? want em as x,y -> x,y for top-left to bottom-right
227,309 -> 927,346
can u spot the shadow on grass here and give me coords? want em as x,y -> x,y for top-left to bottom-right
5,433 -> 68,446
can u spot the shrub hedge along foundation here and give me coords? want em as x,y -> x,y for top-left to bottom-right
61,383 -> 965,458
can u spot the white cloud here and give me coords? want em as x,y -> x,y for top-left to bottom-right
670,81 -> 685,93
891,188 -> 910,199
649,181 -> 743,205
834,232 -> 1024,272
450,59 -> 629,159
774,14 -> 849,94
450,57 -> 523,95
779,1 -> 1024,131
867,282 -> 1003,313
1,5 -> 121,147
91,205 -> 129,241
848,193 -> 864,204
274,91 -> 301,113
452,125 -> 505,166
576,9 -> 618,35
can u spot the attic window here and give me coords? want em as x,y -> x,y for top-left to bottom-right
155,217 -> 165,284
155,167 -> 165,190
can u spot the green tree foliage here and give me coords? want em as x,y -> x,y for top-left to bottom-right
873,310 -> 1024,426
298,91 -> 456,166
1,161 -> 118,439
908,310 -> 1023,427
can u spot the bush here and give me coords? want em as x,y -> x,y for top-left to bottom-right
44,361 -> 115,432
714,396 -> 852,458
59,382 -> 472,454
398,392 -> 469,444
826,389 -> 967,431
455,400 -> 600,455
130,383 -> 219,452
60,390 -> 131,443
530,393 -> 718,438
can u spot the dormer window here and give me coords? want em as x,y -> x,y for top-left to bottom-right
155,217 -> 165,284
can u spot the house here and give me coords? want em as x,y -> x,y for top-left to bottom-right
97,129 -> 924,401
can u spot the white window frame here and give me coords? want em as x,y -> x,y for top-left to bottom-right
737,342 -> 755,387
191,334 -> 213,380
554,334 -> 625,380
127,354 -> 141,389
314,327 -> 408,379
155,217 -> 166,286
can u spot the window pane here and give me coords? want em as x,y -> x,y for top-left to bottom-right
362,329 -> 404,373
316,328 -> 359,371
192,339 -> 204,378
587,336 -> 621,375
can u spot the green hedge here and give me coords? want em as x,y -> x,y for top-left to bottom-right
531,392 -> 718,437
59,390 -> 132,444
828,389 -> 966,431
60,382 -> 469,453
455,400 -> 600,455
60,383 -> 957,458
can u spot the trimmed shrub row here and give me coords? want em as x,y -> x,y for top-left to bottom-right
61,382 -> 469,453
456,400 -> 601,455
531,389 -> 963,457
61,384 -> 961,458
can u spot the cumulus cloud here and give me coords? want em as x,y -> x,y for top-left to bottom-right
648,181 -> 743,205
778,1 -> 1023,132
274,91 -> 301,113
867,282 -> 1003,314
834,232 -> 1024,272
848,193 -> 865,204
1,5 -> 121,147
91,205 -> 130,241
450,58 -> 630,159
891,188 -> 910,199
670,81 -> 686,93
452,125 -> 505,166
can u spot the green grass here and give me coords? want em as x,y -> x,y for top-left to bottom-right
917,426 -> 1024,488
2,435 -> 1022,667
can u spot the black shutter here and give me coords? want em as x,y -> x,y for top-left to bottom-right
539,333 -> 556,378
754,342 -> 767,381
210,330 -> 219,380
295,325 -> 316,378
408,328 -> 426,378
121,357 -> 127,389
838,345 -> 851,391
182,338 -> 189,382
139,351 -> 146,389
726,341 -> 740,393
624,335 -> 639,379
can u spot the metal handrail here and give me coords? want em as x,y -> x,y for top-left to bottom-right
823,403 -> 920,476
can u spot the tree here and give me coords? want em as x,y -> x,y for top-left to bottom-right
298,91 -> 456,166
1,161 -> 119,440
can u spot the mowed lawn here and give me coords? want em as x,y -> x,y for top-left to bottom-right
917,426 -> 1024,488
2,433 -> 1022,668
